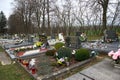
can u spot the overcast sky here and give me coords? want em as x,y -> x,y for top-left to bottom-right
0,0 -> 14,19
0,0 -> 118,19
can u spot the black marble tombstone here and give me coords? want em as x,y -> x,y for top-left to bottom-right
65,32 -> 81,49
103,30 -> 119,42
65,36 -> 71,47
76,31 -> 82,36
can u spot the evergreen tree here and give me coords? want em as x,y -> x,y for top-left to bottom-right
0,11 -> 7,33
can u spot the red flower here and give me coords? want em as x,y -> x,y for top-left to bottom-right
17,51 -> 24,56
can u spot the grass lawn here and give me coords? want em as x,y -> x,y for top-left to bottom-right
0,46 -> 4,52
87,36 -> 102,41
0,46 -> 34,80
0,63 -> 34,80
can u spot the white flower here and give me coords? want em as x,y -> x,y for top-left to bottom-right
33,44 -> 37,48
72,50 -> 76,55
62,46 -> 65,47
55,52 -> 58,56
20,46 -> 25,49
59,58 -> 65,62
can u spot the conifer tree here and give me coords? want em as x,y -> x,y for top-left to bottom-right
0,11 -> 7,33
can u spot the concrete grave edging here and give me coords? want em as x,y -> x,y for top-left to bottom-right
37,58 -> 93,80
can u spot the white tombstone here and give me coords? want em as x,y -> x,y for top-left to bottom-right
58,33 -> 64,42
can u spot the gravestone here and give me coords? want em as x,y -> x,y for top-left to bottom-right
65,36 -> 81,49
103,30 -> 119,42
65,36 -> 71,47
51,34 -> 55,39
28,35 -> 34,43
76,31 -> 87,42
39,34 -> 49,47
76,32 -> 82,36
58,33 -> 65,42
39,34 -> 47,42
65,32 -> 82,49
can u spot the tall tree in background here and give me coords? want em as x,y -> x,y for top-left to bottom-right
47,0 -> 51,35
0,11 -> 7,33
12,0 -> 35,34
90,0 -> 109,29
42,0 -> 46,33
110,1 -> 120,27
98,0 -> 109,30
32,0 -> 43,34
9,0 -> 120,35
8,12 -> 26,34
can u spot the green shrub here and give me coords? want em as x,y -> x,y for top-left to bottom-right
57,47 -> 72,60
75,48 -> 90,61
54,42 -> 65,50
46,49 -> 56,56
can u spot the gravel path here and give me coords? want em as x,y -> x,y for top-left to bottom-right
0,52 -> 12,65
82,42 -> 120,53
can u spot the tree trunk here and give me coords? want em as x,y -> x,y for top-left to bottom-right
102,0 -> 109,30
47,0 -> 51,35
42,0 -> 46,34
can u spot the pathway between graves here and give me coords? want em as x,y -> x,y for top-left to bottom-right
65,58 -> 120,80
0,52 -> 12,65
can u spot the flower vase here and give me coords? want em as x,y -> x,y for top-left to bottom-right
31,68 -> 36,74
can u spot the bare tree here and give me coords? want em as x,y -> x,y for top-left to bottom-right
54,0 -> 74,35
31,0 -> 43,34
89,0 -> 109,29
110,1 -> 120,27
9,0 -> 120,35
12,0 -> 35,34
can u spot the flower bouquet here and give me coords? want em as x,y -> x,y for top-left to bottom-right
108,49 -> 120,64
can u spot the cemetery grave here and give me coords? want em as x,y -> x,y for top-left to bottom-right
78,30 -> 119,53
2,35 -> 34,49
15,48 -> 94,80
5,44 -> 51,59
81,41 -> 120,53
3,34 -> 53,59
48,33 -> 65,45
1,31 -> 120,80
64,31 -> 119,53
